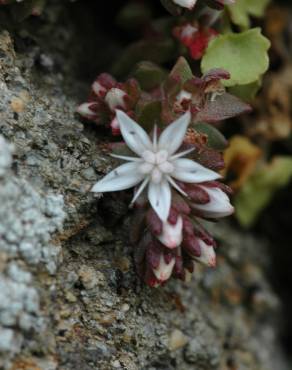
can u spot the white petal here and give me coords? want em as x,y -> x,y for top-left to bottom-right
172,158 -> 221,183
148,180 -> 171,222
91,162 -> 143,193
192,186 -> 234,218
158,111 -> 191,155
116,110 -> 153,156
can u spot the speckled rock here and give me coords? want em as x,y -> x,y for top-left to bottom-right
0,2 -> 289,370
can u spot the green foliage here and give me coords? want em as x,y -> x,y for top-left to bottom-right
235,157 -> 292,227
168,56 -> 193,84
194,123 -> 228,151
135,100 -> 162,132
227,0 -> 271,29
229,80 -> 262,102
112,39 -> 176,77
116,2 -> 151,29
132,62 -> 167,91
201,28 -> 270,87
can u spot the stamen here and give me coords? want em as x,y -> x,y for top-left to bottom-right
153,125 -> 158,152
130,177 -> 149,205
111,154 -> 142,162
166,175 -> 188,197
170,147 -> 195,160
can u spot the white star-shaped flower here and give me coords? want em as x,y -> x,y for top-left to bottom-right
92,110 -> 221,221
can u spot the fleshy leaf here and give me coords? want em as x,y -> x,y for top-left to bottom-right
227,0 -> 271,29
235,157 -> 292,227
195,93 -> 252,122
194,123 -> 228,151
136,99 -> 162,132
132,62 -> 167,91
229,79 -> 262,102
116,2 -> 151,29
169,56 -> 193,85
112,39 -> 176,77
201,28 -> 271,87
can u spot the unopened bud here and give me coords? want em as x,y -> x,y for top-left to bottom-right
157,216 -> 183,249
153,254 -> 175,281
172,0 -> 197,9
105,88 -> 127,112
194,240 -> 216,267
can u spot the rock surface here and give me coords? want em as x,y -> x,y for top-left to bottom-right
0,3 -> 289,370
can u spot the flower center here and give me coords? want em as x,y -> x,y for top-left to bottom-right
140,150 -> 174,183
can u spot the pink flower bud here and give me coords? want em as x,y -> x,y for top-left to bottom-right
194,240 -> 216,267
178,24 -> 198,47
172,0 -> 197,9
110,117 -> 121,136
175,90 -> 192,112
191,185 -> 234,218
92,81 -> 107,97
105,88 -> 127,112
182,235 -> 201,257
76,102 -> 99,120
157,216 -> 183,249
153,254 -> 175,282
185,185 -> 210,204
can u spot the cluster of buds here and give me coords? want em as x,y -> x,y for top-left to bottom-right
132,154 -> 233,287
77,73 -> 140,135
173,22 -> 218,60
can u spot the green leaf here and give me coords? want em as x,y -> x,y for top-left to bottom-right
112,39 -> 176,77
132,61 -> 167,91
163,57 -> 193,100
227,0 -> 271,29
136,100 -> 162,132
116,3 -> 151,29
228,79 -> 262,102
193,123 -> 228,151
235,157 -> 292,227
201,28 -> 270,87
169,56 -> 193,84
